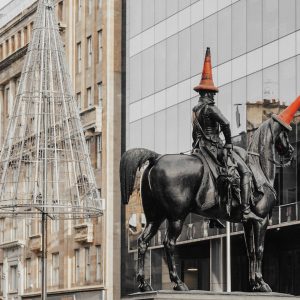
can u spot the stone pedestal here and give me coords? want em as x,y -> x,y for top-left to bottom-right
122,290 -> 300,300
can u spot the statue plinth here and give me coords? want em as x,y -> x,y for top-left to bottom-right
122,290 -> 300,300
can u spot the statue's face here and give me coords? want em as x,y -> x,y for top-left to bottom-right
200,91 -> 216,101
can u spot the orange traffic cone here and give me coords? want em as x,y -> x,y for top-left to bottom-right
194,47 -> 219,93
272,96 -> 300,131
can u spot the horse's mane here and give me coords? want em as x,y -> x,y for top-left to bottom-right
248,119 -> 272,154
247,119 -> 274,185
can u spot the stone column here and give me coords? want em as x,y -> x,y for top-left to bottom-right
9,79 -> 16,118
0,86 -> 3,144
210,238 -> 226,292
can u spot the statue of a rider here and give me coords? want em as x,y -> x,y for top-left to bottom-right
192,47 -> 262,223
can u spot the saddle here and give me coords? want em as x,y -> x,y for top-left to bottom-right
191,147 -> 238,213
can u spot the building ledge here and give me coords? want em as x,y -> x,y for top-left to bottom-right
0,239 -> 25,249
22,285 -> 105,297
74,222 -> 93,243
28,233 -> 42,252
0,45 -> 28,72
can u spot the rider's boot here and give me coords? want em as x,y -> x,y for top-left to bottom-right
240,175 -> 263,223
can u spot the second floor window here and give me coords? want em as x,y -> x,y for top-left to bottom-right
88,0 -> 93,15
75,249 -> 80,283
77,0 -> 82,21
77,42 -> 81,73
52,253 -> 59,286
98,30 -> 102,63
85,247 -> 90,282
26,258 -> 32,289
87,87 -> 92,107
87,36 -> 92,68
76,92 -> 81,110
97,82 -> 103,108
96,135 -> 102,169
9,265 -> 18,292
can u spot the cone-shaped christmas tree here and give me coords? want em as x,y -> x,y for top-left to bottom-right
0,0 -> 102,218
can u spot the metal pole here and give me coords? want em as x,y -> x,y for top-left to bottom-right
226,221 -> 231,292
41,212 -> 47,300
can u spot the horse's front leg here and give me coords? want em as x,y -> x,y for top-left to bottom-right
243,220 -> 256,290
137,221 -> 161,292
253,216 -> 272,292
164,219 -> 189,291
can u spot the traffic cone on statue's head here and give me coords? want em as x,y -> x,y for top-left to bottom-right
272,96 -> 300,131
194,47 -> 219,93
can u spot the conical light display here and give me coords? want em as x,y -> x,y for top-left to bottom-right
0,0 -> 102,218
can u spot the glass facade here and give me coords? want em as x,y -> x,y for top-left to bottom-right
124,0 -> 300,295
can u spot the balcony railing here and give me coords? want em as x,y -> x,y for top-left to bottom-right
128,202 -> 300,252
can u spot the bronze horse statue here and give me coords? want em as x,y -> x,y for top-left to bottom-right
120,116 -> 294,293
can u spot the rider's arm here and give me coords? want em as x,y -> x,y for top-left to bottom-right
210,105 -> 232,147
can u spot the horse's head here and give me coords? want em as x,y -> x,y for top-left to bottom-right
271,119 -> 294,165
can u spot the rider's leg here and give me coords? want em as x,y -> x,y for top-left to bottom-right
234,155 -> 263,222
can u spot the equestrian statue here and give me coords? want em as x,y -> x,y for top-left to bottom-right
120,47 -> 299,293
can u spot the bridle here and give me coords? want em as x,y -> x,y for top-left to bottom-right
248,122 -> 294,168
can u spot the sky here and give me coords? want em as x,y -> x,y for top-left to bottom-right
0,0 -> 11,9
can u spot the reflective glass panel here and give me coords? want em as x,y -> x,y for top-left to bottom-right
166,35 -> 179,87
142,47 -> 155,98
218,7 -> 231,64
178,28 -> 191,82
247,0 -> 262,52
279,0 -> 295,38
232,0 -> 246,58
263,0 -> 278,44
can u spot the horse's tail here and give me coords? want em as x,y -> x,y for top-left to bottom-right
120,148 -> 160,205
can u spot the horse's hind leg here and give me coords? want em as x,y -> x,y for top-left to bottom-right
164,219 -> 189,291
137,220 -> 161,292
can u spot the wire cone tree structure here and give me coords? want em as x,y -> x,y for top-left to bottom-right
0,0 -> 102,219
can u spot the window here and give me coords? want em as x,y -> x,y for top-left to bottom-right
77,0 -> 82,21
11,35 -> 15,52
58,1 -> 63,22
5,40 -> 9,56
97,82 -> 102,108
75,249 -> 80,283
76,92 -> 81,110
37,257 -> 42,288
51,219 -> 59,233
9,265 -> 18,292
25,218 -> 31,238
98,30 -> 102,63
52,253 -> 59,286
87,36 -> 92,67
88,0 -> 93,15
86,138 -> 91,154
96,245 -> 101,281
26,258 -> 32,289
87,87 -> 92,107
24,26 -> 28,45
17,31 -> 22,49
85,247 -> 90,282
0,218 -> 4,243
0,264 -> 3,293
96,135 -> 102,169
5,86 -> 10,117
12,218 -> 17,240
77,42 -> 81,73
0,44 -> 3,60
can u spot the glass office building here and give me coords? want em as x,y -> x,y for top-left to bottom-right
123,0 -> 300,295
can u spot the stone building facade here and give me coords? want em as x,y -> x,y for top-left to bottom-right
0,0 -> 122,299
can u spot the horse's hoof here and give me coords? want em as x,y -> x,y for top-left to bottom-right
138,281 -> 153,292
253,282 -> 272,292
174,282 -> 189,291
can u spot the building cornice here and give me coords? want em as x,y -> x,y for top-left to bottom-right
0,2 -> 37,37
0,45 -> 28,72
